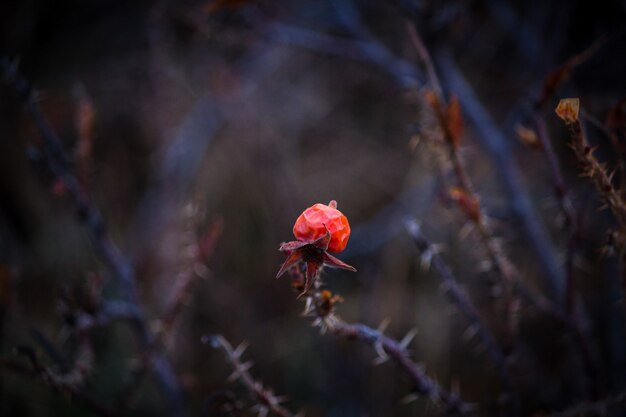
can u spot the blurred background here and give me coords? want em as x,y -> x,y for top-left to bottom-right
1,1 -> 626,416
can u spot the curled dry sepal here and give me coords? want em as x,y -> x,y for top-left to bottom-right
276,200 -> 356,298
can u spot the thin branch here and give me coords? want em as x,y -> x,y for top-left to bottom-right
404,220 -> 515,408
327,318 -> 470,416
290,280 -> 471,416
533,114 -> 579,313
406,24 -> 520,351
205,335 -> 296,417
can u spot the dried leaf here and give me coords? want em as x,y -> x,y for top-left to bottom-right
446,96 -> 463,149
555,98 -> 580,124
515,124 -> 543,150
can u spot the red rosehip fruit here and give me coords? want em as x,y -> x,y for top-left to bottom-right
292,200 -> 350,253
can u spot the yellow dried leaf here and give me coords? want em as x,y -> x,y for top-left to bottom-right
555,98 -> 580,124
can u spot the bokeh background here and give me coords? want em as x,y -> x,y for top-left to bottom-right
1,1 -> 626,416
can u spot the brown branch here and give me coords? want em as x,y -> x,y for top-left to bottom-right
288,279 -> 472,416
556,99 -> 626,233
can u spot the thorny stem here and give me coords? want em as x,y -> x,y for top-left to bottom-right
206,335 -> 296,417
558,106 -> 626,344
533,110 -> 599,401
408,29 -> 600,400
0,56 -> 186,417
290,272 -> 471,416
410,28 -> 519,347
531,39 -> 604,317
328,319 -> 470,417
405,220 -> 516,411
561,118 -> 626,232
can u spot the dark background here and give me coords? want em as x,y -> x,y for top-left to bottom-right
1,1 -> 626,416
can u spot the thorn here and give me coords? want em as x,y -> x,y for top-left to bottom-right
377,318 -> 391,334
239,361 -> 254,372
400,328 -> 418,350
372,355 -> 389,366
226,370 -> 240,383
420,250 -> 433,270
233,341 -> 249,359
273,395 -> 288,404
374,340 -> 388,362
401,393 -> 420,404
302,297 -> 314,315
461,324 -> 479,342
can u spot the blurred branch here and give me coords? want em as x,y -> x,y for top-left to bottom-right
0,56 -> 187,417
434,50 -> 565,300
548,391 -> 626,417
404,220 -> 516,410
116,211 -> 222,412
406,22 -> 525,355
256,12 -> 423,89
532,115 -> 578,312
0,346 -> 113,417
